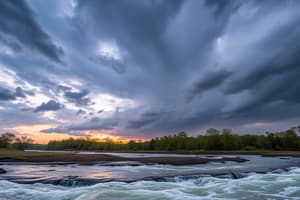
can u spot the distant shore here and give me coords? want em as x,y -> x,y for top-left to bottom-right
0,149 -> 300,165
86,150 -> 300,157
0,150 -> 247,165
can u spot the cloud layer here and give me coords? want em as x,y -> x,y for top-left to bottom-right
1,0 -> 300,141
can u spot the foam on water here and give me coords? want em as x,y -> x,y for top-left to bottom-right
0,168 -> 299,200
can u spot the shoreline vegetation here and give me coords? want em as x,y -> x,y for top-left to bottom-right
0,126 -> 299,165
46,127 -> 300,151
0,126 -> 300,165
0,127 -> 299,153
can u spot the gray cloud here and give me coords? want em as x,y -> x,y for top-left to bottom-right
0,87 -> 16,101
127,111 -> 169,129
0,87 -> 27,101
186,70 -> 231,102
42,117 -> 118,133
90,55 -> 127,74
42,108 -> 120,133
14,87 -> 26,98
0,34 -> 22,53
1,0 -> 300,138
0,0 -> 63,63
41,126 -> 67,133
76,109 -> 86,116
57,85 -> 72,92
34,100 -> 62,112
0,102 -> 52,127
41,127 -> 89,137
64,89 -> 91,106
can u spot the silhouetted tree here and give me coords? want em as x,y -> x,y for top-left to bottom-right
45,126 -> 300,151
222,129 -> 232,135
13,136 -> 34,150
206,128 -> 220,135
0,133 -> 16,148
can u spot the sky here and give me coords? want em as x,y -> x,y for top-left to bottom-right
0,0 -> 300,144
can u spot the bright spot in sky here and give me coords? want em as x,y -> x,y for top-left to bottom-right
61,0 -> 77,17
25,92 -> 50,108
0,66 -> 18,88
90,93 -> 137,113
215,37 -> 224,53
41,111 -> 57,121
98,41 -> 122,60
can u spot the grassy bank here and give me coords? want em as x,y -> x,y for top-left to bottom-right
1,149 -> 300,164
0,149 -> 74,161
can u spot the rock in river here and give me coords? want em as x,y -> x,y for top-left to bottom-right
0,168 -> 6,174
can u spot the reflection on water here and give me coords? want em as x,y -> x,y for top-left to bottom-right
0,154 -> 300,185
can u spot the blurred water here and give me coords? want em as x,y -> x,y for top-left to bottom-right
0,167 -> 299,200
1,155 -> 300,184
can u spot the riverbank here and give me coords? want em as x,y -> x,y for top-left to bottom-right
89,150 -> 300,157
1,150 -> 300,165
1,150 -> 300,187
0,150 -> 248,165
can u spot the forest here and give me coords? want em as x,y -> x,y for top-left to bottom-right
46,126 -> 300,151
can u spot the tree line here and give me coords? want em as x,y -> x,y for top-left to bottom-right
0,133 -> 33,150
46,126 -> 300,151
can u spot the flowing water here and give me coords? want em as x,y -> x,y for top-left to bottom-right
0,154 -> 300,200
0,168 -> 299,200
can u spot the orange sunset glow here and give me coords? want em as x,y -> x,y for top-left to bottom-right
3,125 -> 139,144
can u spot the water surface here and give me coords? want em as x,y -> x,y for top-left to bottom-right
1,153 -> 300,199
0,167 -> 299,200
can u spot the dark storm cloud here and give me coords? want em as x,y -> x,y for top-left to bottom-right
76,0 -> 184,41
57,85 -> 72,92
41,127 -> 88,136
76,109 -> 86,116
69,120 -> 118,131
1,0 -> 300,137
41,126 -> 67,133
64,89 -> 88,99
127,111 -> 170,129
34,100 -> 62,112
90,55 -> 127,74
14,87 -> 26,98
204,0 -> 231,15
68,108 -> 120,131
41,108 -> 120,133
224,26 -> 300,96
66,0 -> 300,135
64,89 -> 91,106
75,0 -> 185,71
0,0 -> 63,63
186,70 -> 231,102
0,87 -> 16,101
41,117 -> 118,133
0,34 -> 22,52
0,87 -> 27,101
127,118 -> 158,129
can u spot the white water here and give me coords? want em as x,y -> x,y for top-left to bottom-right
0,167 -> 299,200
1,155 -> 300,183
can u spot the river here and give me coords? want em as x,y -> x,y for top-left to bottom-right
0,153 -> 299,200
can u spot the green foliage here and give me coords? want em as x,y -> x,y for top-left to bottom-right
12,136 -> 34,150
0,133 -> 33,150
0,133 -> 16,148
46,127 -> 300,151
